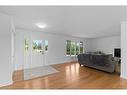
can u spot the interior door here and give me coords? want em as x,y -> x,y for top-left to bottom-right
31,39 -> 44,68
24,32 -> 45,80
30,33 -> 44,68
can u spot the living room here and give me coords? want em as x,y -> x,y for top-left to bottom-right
0,6 -> 127,89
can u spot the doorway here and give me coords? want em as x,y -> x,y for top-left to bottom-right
13,31 -> 49,82
24,32 -> 49,80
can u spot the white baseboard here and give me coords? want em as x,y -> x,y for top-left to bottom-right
120,74 -> 127,79
0,79 -> 13,87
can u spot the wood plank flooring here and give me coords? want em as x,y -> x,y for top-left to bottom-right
1,61 -> 127,89
13,70 -> 23,82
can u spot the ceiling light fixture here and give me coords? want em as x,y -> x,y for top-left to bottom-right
35,23 -> 47,28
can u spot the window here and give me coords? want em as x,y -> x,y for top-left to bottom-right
66,40 -> 84,56
71,41 -> 76,56
24,39 -> 29,53
45,40 -> 48,51
66,40 -> 71,56
33,40 -> 42,53
80,41 -> 83,54
76,42 -> 80,55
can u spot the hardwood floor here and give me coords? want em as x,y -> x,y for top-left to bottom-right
1,62 -> 127,89
13,70 -> 23,82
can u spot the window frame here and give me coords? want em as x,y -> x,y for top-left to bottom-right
66,40 -> 84,56
80,41 -> 84,54
45,40 -> 48,52
70,41 -> 76,56
66,40 -> 71,56
32,40 -> 43,53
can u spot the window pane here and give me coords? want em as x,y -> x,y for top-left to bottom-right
66,40 -> 83,56
66,40 -> 71,55
71,41 -> 76,55
45,40 -> 48,51
76,42 -> 80,55
24,39 -> 29,53
80,41 -> 83,54
33,40 -> 42,53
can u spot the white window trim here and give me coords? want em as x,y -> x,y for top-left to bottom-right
66,40 -> 84,56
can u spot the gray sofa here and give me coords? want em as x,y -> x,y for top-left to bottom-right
77,54 -> 116,73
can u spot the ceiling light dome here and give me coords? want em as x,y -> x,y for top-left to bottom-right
35,22 -> 47,28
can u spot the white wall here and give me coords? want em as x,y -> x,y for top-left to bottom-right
121,21 -> 127,79
90,36 -> 121,55
0,13 -> 13,87
14,29 -> 91,70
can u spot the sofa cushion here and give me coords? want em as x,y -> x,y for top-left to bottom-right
92,55 -> 105,66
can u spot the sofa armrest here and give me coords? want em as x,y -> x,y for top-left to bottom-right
109,57 -> 117,70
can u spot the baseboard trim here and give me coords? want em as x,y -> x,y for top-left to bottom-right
0,80 -> 13,87
50,60 -> 78,66
120,74 -> 127,79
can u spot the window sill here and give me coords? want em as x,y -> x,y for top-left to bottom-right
66,55 -> 78,57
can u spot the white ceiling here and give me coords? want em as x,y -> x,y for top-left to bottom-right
0,6 -> 126,38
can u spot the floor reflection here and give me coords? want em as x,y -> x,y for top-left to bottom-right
65,62 -> 79,81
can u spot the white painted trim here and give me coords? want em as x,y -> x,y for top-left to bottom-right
0,79 -> 13,87
120,21 -> 127,79
120,75 -> 127,79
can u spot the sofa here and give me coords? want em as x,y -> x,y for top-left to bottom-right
77,54 -> 116,73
